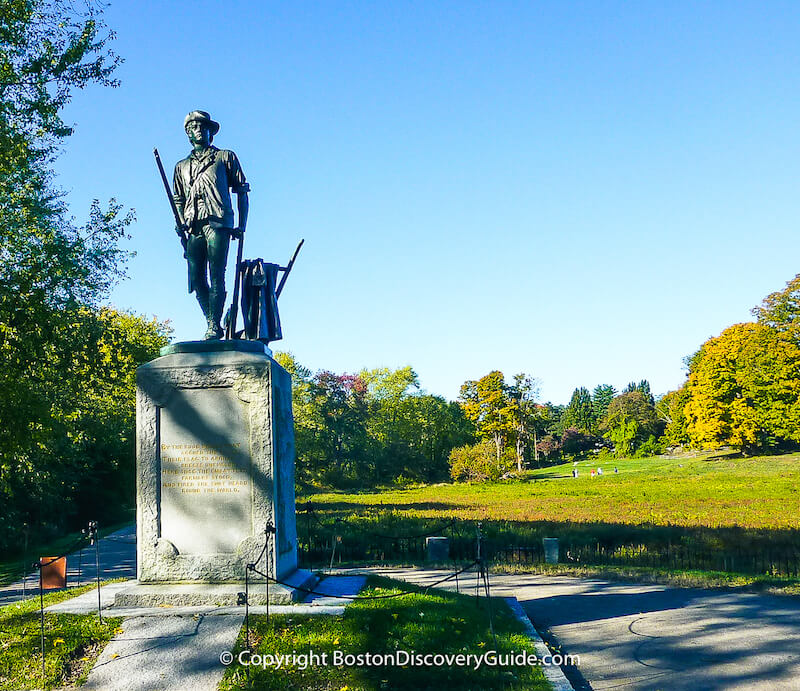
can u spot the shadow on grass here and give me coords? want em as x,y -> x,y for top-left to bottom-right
298,504 -> 800,578
220,576 -> 550,691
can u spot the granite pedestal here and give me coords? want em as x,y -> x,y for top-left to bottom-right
117,340 -> 315,606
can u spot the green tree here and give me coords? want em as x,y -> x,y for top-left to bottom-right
600,391 -> 660,457
561,387 -> 594,434
458,371 -> 516,464
752,273 -> 800,336
407,395 -> 473,480
448,440 -> 514,482
684,322 -> 800,450
1,1 -> 124,307
623,380 -> 655,406
0,1 -> 144,549
0,307 -> 168,547
278,355 -> 473,488
359,366 -> 419,481
591,384 -> 617,429
656,387 -> 691,448
506,373 -> 540,471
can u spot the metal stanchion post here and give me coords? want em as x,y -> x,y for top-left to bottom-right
482,558 -> 497,647
264,523 -> 275,623
87,521 -> 102,622
475,523 -> 482,602
305,503 -> 312,571
245,565 -> 250,648
23,523 -> 29,598
39,563 -> 45,685
244,565 -> 250,683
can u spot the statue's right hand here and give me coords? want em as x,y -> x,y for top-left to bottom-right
175,224 -> 186,237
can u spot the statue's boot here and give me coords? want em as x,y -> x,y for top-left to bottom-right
196,292 -> 212,338
205,288 -> 226,340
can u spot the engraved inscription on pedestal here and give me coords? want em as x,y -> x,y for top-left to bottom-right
160,386 -> 251,554
136,346 -> 299,583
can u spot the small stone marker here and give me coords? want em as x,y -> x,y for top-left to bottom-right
426,537 -> 450,562
543,537 -> 559,564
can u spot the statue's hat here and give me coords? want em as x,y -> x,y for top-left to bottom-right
184,110 -> 220,135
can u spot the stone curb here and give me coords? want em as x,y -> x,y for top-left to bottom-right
503,596 -> 574,691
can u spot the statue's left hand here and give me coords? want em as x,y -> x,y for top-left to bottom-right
231,227 -> 244,240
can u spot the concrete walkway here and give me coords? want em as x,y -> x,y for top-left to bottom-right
82,613 -> 243,691
46,575 -> 367,691
366,566 -> 800,691
11,527 -> 800,689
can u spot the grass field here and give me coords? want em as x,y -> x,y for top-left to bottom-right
305,451 -> 800,530
219,575 -> 552,691
0,585 -> 121,691
299,451 -> 800,578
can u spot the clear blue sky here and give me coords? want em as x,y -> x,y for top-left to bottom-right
56,1 -> 800,404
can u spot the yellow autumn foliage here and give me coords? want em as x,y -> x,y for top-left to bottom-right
685,322 -> 800,449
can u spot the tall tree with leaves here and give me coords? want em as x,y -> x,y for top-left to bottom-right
752,273 -> 800,338
506,373 -> 540,471
623,380 -> 655,406
561,387 -> 594,434
684,322 -> 800,450
656,387 -> 691,448
591,384 -> 617,429
459,371 -> 516,463
0,0 -> 141,548
600,391 -> 660,456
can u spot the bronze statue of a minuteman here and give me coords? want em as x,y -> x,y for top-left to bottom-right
172,110 -> 249,339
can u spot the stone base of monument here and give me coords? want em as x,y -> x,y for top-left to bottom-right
134,340 -> 307,600
114,569 -> 319,607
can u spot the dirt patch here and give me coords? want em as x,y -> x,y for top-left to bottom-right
57,639 -> 104,689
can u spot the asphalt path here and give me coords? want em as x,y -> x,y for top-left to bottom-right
370,567 -> 800,691
0,524 -> 136,607
5,531 -> 800,689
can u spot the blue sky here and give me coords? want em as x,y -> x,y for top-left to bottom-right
56,1 -> 800,404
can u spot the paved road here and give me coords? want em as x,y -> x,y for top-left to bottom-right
0,524 -> 136,607
370,567 -> 800,691
6,531 -> 800,690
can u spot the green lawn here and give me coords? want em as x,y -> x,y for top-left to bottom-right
220,575 -> 552,690
305,451 -> 800,530
299,451 -> 800,581
0,585 -> 121,691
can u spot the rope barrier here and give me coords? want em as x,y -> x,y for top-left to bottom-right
248,559 -> 481,601
35,533 -> 91,570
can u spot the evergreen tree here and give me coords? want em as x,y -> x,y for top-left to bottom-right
561,387 -> 594,433
591,384 -> 617,427
623,380 -> 655,406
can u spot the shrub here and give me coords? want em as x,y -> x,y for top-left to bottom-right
448,441 -> 515,482
634,435 -> 666,458
560,427 -> 597,456
536,434 -> 560,460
